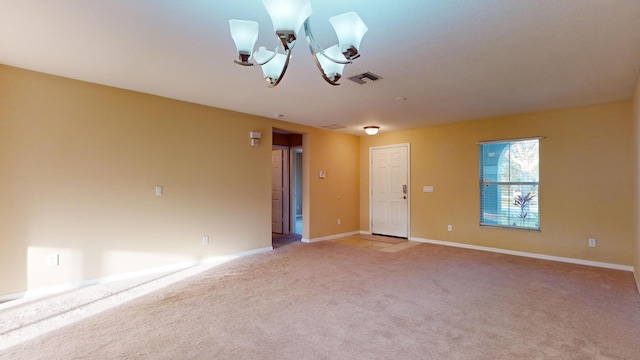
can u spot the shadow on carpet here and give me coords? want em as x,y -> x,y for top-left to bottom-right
272,233 -> 302,248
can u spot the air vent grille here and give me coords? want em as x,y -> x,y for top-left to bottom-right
349,71 -> 383,84
321,124 -> 346,130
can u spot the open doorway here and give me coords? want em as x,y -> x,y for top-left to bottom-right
272,129 -> 303,248
291,147 -> 303,235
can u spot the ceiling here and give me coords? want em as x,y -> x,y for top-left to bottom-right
2,1 -> 640,136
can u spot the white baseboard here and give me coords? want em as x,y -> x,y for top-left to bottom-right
2,246 -> 273,302
0,291 -> 25,303
410,237 -> 634,272
302,231 -> 360,243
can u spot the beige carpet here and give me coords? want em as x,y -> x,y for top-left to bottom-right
358,234 -> 406,244
272,233 -> 302,249
1,241 -> 640,359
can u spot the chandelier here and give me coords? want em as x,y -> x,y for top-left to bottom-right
228,0 -> 368,87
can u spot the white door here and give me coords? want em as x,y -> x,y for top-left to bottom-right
371,145 -> 409,238
272,149 -> 283,233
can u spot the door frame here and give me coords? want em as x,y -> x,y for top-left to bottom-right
369,143 -> 411,237
290,146 -> 303,235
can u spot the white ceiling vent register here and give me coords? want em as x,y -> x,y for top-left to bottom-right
321,124 -> 347,130
348,72 -> 382,84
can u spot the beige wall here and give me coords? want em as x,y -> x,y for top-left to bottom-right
361,102 -> 635,266
0,65 -> 360,296
634,75 -> 640,293
305,130 -> 360,238
3,62 -> 635,297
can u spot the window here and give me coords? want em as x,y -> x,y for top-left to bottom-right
479,138 -> 539,230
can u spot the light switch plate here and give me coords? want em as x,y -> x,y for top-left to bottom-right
423,186 -> 434,192
47,254 -> 59,267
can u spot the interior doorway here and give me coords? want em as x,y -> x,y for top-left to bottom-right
272,129 -> 303,248
271,148 -> 286,233
291,147 -> 303,235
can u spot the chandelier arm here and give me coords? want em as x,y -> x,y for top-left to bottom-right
234,60 -> 255,66
309,49 -> 340,86
303,19 -> 351,65
319,51 -> 352,65
304,19 -> 340,86
255,46 -> 281,66
268,48 -> 292,88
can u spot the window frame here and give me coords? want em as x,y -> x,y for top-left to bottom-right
478,137 -> 542,231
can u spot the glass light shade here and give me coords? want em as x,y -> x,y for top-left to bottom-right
317,45 -> 346,80
229,20 -> 259,55
262,0 -> 312,34
364,126 -> 379,135
253,47 -> 287,82
329,12 -> 368,54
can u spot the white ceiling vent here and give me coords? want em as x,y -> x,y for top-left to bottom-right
321,124 -> 347,130
348,72 -> 382,84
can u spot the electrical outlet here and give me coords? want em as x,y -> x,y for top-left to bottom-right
447,225 -> 453,232
47,254 -> 59,267
203,235 -> 209,245
337,219 -> 341,225
588,238 -> 596,248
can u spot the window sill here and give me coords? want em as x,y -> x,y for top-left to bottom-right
480,224 -> 540,232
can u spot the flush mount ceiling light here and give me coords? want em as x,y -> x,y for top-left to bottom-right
364,126 -> 380,135
229,0 -> 368,88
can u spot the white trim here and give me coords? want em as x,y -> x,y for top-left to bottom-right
3,246 -> 273,302
283,149 -> 291,234
302,231 -> 360,243
410,237 -> 634,272
290,146 -> 303,235
0,291 -> 25,303
369,143 -> 411,238
271,145 -> 289,150
368,143 -> 412,150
